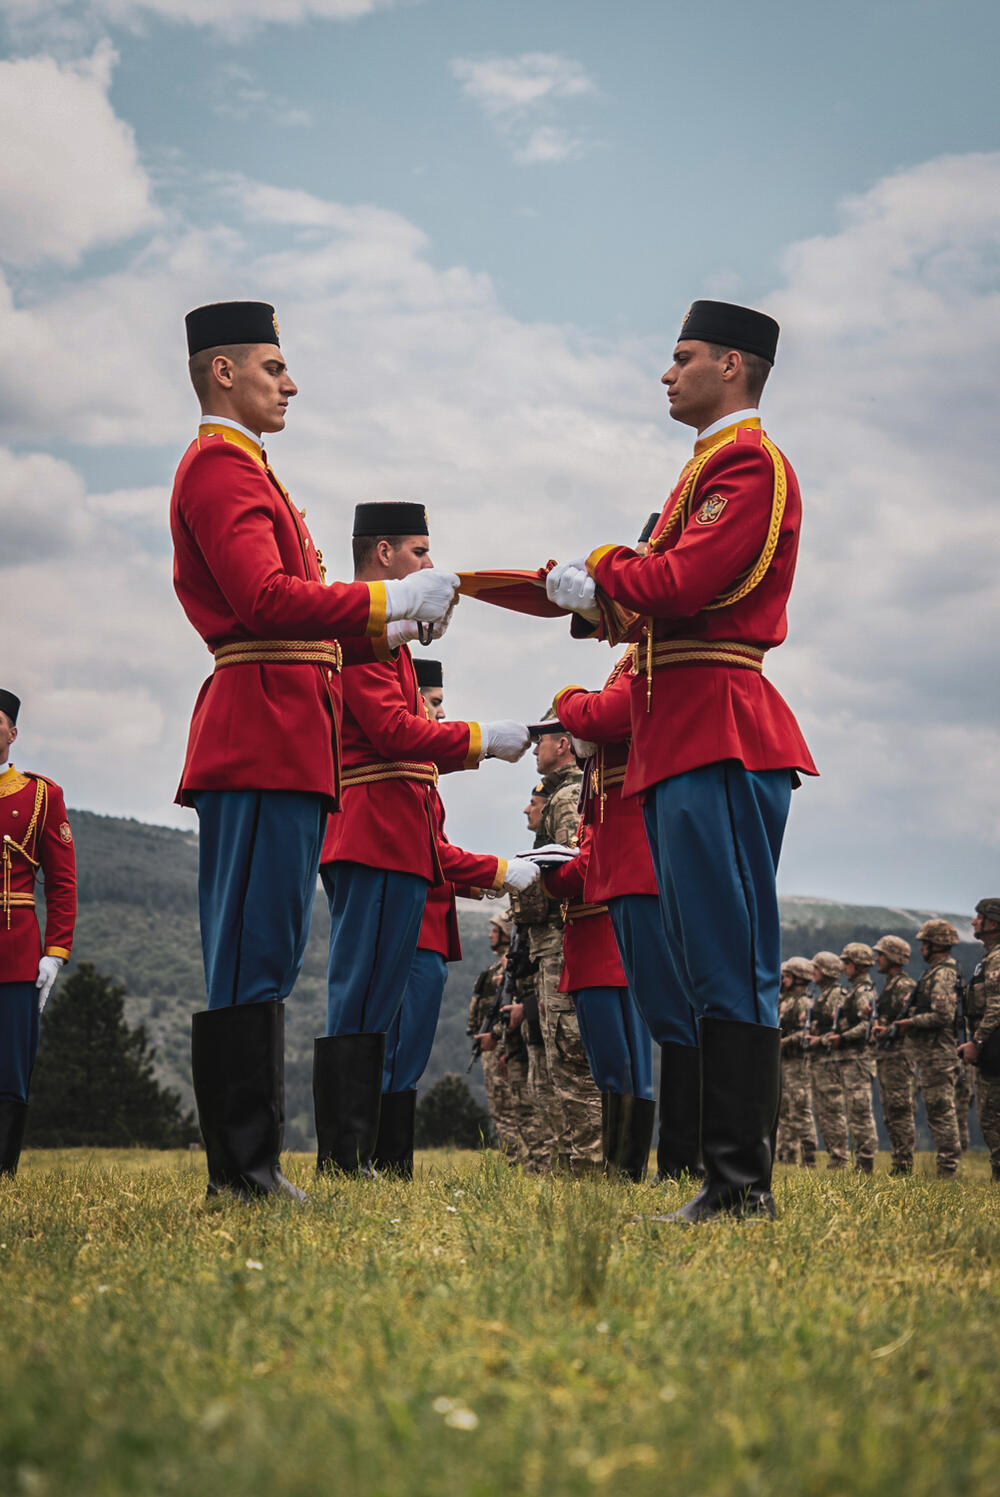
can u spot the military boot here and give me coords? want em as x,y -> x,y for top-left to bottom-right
0,1099 -> 28,1178
654,1042 -> 704,1182
191,1000 -> 306,1203
314,1033 -> 386,1177
658,1018 -> 780,1224
372,1089 -> 417,1179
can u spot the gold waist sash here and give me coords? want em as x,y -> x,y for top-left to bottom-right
633,636 -> 766,709
340,760 -> 439,790
213,639 -> 343,672
563,900 -> 609,923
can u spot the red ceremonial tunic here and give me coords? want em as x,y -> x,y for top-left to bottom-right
418,791 -> 497,963
170,425 -> 390,809
544,830 -> 627,993
1,768 -> 77,983
584,419 -> 817,798
552,653 -> 657,902
320,645 -> 504,889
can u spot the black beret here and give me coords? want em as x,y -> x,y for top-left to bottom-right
637,511 -> 659,545
185,301 -> 280,357
678,300 -> 779,365
353,501 -> 429,537
413,658 -> 443,689
0,689 -> 20,725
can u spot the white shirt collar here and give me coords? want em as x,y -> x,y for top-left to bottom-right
698,408 -> 760,441
201,414 -> 263,448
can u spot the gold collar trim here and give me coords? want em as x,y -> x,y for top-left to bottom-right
0,766 -> 30,799
693,416 -> 761,457
198,422 -> 265,467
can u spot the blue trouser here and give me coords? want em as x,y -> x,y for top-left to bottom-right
574,986 -> 654,1098
642,761 -> 792,1029
382,948 -> 448,1093
193,790 -> 327,1009
322,862 -> 428,1036
607,893 -> 699,1048
0,981 -> 39,1102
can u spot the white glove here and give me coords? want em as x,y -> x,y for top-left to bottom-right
482,721 -> 531,762
387,620 -> 420,647
36,955 -> 63,1014
384,571 -> 460,625
503,857 -> 541,893
571,735 -> 598,759
545,559 -> 599,618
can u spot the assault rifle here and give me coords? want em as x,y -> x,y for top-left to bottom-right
884,986 -> 917,1045
954,970 -> 968,1048
800,989 -> 816,1052
468,924 -> 537,1068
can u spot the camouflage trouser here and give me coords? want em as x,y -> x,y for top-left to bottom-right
524,1039 -> 567,1171
536,949 -> 602,1168
810,1056 -> 849,1167
776,1052 -> 816,1165
875,1046 -> 916,1170
955,1062 -> 974,1150
906,1038 -> 960,1175
974,1069 -> 1000,1176
838,1047 -> 877,1166
481,1050 -> 519,1160
503,1050 -> 533,1165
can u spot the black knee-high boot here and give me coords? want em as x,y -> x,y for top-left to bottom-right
654,1042 -> 704,1181
0,1099 -> 28,1178
373,1089 -> 417,1179
191,1001 -> 306,1203
313,1033 -> 386,1177
663,1018 -> 780,1223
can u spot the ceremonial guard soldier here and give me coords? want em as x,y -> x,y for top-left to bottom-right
171,302 -> 458,1201
894,920 -> 962,1177
775,957 -> 816,1167
0,690 -> 77,1175
318,503 -> 535,1176
547,301 -> 816,1219
957,898 -> 1000,1180
870,935 -> 917,1175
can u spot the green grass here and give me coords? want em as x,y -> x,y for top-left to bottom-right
2,1150 -> 998,1496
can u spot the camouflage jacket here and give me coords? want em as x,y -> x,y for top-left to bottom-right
876,970 -> 916,1025
970,942 -> 1000,1048
808,978 -> 842,1045
779,986 -> 811,1052
836,974 -> 876,1047
467,958 -> 505,1035
906,955 -> 959,1047
514,764 -> 583,947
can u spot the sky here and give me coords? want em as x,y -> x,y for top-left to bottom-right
1,0 -> 998,911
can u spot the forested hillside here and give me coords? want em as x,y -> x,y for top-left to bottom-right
55,809 -> 980,1147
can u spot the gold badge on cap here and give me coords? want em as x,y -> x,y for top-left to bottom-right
695,494 -> 727,525
272,313 -> 280,340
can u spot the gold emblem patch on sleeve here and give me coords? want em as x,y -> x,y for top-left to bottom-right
59,822 -> 73,843
695,494 -> 727,525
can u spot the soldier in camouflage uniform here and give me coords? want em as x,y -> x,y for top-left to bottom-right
895,920 -> 962,1176
827,943 -> 878,1173
519,719 -> 603,1172
958,897 -> 1000,1182
806,951 -> 849,1168
870,935 -> 917,1175
776,957 -> 817,1166
468,912 -> 517,1158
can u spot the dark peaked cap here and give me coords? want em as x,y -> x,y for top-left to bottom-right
413,658 -> 443,689
0,689 -> 20,725
678,300 -> 779,365
186,301 -> 280,357
353,501 -> 429,537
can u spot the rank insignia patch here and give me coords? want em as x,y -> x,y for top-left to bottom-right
695,494 -> 727,525
59,822 -> 73,844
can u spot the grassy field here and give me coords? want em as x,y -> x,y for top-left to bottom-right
2,1150 -> 998,1497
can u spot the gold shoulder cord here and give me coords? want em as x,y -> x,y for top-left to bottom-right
2,779 -> 45,928
593,646 -> 635,821
638,434 -> 787,710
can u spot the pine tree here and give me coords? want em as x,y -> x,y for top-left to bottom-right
26,962 -> 198,1148
414,1073 -> 492,1149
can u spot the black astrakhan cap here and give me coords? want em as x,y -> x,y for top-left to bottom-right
185,301 -> 280,357
678,300 -> 779,365
0,689 -> 21,725
353,501 -> 429,537
413,658 -> 443,689
637,511 -> 659,545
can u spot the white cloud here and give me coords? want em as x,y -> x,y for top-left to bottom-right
1,0 -> 403,44
0,42 -> 157,266
451,52 -> 597,165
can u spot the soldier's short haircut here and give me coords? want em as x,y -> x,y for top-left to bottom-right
706,342 -> 771,403
188,344 -> 252,403
352,534 -> 406,573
